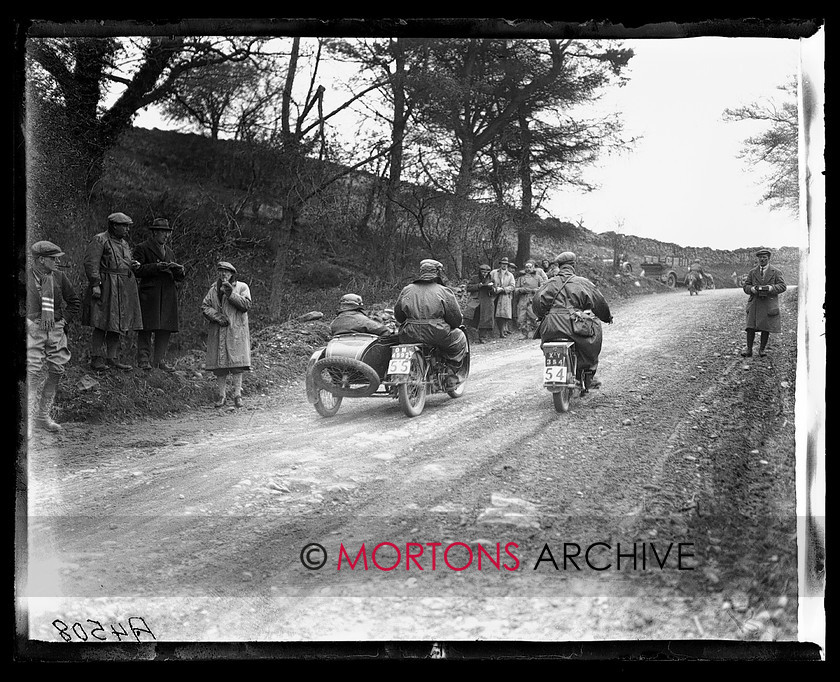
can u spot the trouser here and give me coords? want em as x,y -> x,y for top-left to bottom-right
745,328 -> 770,351
213,368 -> 244,400
399,323 -> 468,368
137,330 -> 172,365
27,319 -> 70,428
90,328 -> 124,359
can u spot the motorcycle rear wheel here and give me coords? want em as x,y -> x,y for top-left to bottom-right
313,389 -> 342,417
552,388 -> 572,413
398,353 -> 427,417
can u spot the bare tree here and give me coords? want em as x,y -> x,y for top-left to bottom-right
723,77 -> 799,216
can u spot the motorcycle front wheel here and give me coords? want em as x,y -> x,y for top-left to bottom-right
552,388 -> 572,413
398,353 -> 427,417
313,389 -> 342,417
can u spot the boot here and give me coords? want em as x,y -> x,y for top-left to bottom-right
156,359 -> 176,372
90,355 -> 108,371
106,357 -> 133,370
231,373 -> 243,408
34,373 -> 62,433
214,375 -> 227,407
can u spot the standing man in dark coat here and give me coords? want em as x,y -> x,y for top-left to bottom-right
82,212 -> 143,370
394,259 -> 467,389
26,241 -> 81,433
134,218 -> 186,370
532,252 -> 613,388
741,248 -> 787,357
464,263 -> 496,344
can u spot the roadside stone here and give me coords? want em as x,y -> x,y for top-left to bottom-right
622,418 -> 632,426
76,375 -> 100,391
730,590 -> 750,612
242,571 -> 253,581
297,311 -> 324,322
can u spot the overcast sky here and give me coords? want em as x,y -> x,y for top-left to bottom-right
542,36 -> 805,251
133,34 -> 815,252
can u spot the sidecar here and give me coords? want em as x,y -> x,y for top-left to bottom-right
305,327 -> 471,418
305,333 -> 402,417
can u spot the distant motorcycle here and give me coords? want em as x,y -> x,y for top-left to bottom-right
541,337 -> 594,412
687,272 -> 704,295
305,321 -> 471,418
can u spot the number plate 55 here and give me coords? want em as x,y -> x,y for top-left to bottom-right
388,346 -> 415,375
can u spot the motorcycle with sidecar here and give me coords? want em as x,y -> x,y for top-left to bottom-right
305,325 -> 471,418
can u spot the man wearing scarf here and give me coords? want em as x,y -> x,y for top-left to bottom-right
134,218 -> 186,370
393,259 -> 467,390
26,241 -> 81,433
82,212 -> 144,370
532,252 -> 613,388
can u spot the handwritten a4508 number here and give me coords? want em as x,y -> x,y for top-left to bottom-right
52,617 -> 156,642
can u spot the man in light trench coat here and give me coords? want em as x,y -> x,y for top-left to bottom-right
201,261 -> 252,408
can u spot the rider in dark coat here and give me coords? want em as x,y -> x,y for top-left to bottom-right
394,259 -> 467,388
330,294 -> 391,336
532,252 -> 613,386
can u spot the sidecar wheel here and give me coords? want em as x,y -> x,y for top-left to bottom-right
313,389 -> 342,417
398,353 -> 427,417
312,356 -> 380,398
553,388 -> 572,413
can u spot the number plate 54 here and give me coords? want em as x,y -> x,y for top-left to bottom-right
544,365 -> 567,384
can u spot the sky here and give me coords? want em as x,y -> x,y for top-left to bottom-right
132,34 -> 817,252
541,36 -> 805,251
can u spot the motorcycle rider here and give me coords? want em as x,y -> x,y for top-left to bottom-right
329,293 -> 393,337
687,259 -> 705,295
532,251 -> 613,389
393,259 -> 467,390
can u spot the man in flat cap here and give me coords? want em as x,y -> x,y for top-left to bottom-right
533,252 -> 613,389
201,261 -> 252,408
329,293 -> 392,337
134,218 -> 186,371
82,212 -> 143,370
489,257 -> 516,337
394,259 -> 467,390
26,241 -> 81,433
741,248 -> 787,357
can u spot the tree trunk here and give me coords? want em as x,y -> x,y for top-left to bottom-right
382,38 -> 408,283
514,108 -> 533,268
451,144 -> 476,278
268,204 -> 299,318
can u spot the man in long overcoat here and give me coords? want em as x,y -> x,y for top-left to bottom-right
490,257 -> 516,337
202,261 -> 252,408
82,212 -> 143,370
532,252 -> 613,387
741,248 -> 787,357
514,260 -> 544,340
464,263 -> 496,343
134,218 -> 186,370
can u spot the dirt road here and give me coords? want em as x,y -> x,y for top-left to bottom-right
22,286 -> 800,647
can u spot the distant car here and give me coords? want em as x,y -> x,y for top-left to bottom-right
640,259 -> 714,289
